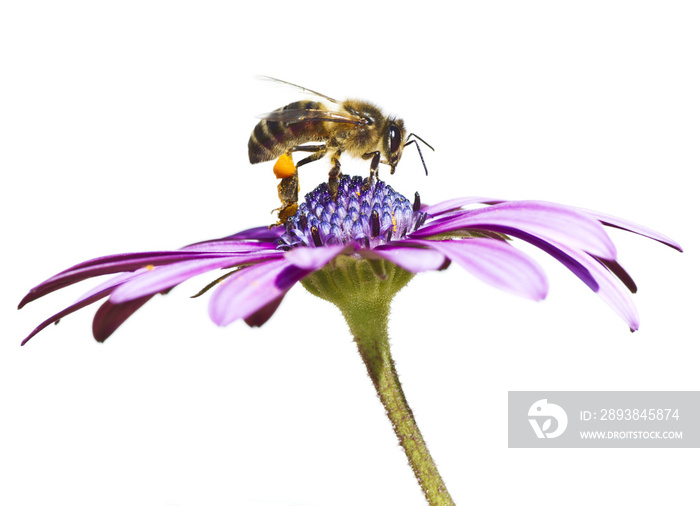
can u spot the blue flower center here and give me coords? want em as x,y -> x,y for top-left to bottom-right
276,175 -> 428,249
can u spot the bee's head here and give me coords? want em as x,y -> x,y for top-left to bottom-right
384,118 -> 406,174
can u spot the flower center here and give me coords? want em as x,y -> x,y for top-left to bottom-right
276,175 -> 428,250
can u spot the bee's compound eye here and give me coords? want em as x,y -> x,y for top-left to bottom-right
388,125 -> 402,154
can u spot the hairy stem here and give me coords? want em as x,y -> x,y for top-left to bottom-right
301,258 -> 454,504
340,300 -> 454,505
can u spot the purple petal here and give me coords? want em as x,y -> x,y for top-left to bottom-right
92,295 -> 154,342
180,241 -> 279,253
408,238 -> 549,300
79,270 -> 150,300
365,244 -> 447,273
554,242 -> 640,330
109,251 -> 281,304
208,259 -> 308,327
18,251 -> 242,309
21,292 -> 109,345
596,257 -> 637,293
227,225 -> 285,241
21,270 -> 146,345
485,226 -> 599,292
423,197 -> 504,216
186,226 -> 284,245
244,294 -> 286,328
284,244 -> 353,270
415,200 -> 617,259
575,207 -> 683,252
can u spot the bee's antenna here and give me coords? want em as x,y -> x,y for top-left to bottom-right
404,133 -> 434,176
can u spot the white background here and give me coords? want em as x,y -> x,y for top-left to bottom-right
1,1 -> 698,505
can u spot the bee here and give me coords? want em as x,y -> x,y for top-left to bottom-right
248,77 -> 433,224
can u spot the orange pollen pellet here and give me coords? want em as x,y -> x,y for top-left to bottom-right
145,264 -> 155,271
273,154 -> 296,179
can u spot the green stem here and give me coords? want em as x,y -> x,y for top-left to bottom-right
341,301 -> 455,506
301,257 -> 454,504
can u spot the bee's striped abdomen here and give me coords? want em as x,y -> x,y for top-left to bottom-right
248,100 -> 329,164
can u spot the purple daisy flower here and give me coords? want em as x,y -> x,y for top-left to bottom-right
19,174 -> 681,345
17,173 -> 682,505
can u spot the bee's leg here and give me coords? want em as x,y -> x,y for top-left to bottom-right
273,170 -> 300,226
328,148 -> 344,199
291,144 -> 327,167
285,144 -> 330,207
361,151 -> 381,189
271,153 -> 300,227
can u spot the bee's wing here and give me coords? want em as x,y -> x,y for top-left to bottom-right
258,108 -> 364,125
257,76 -> 340,104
